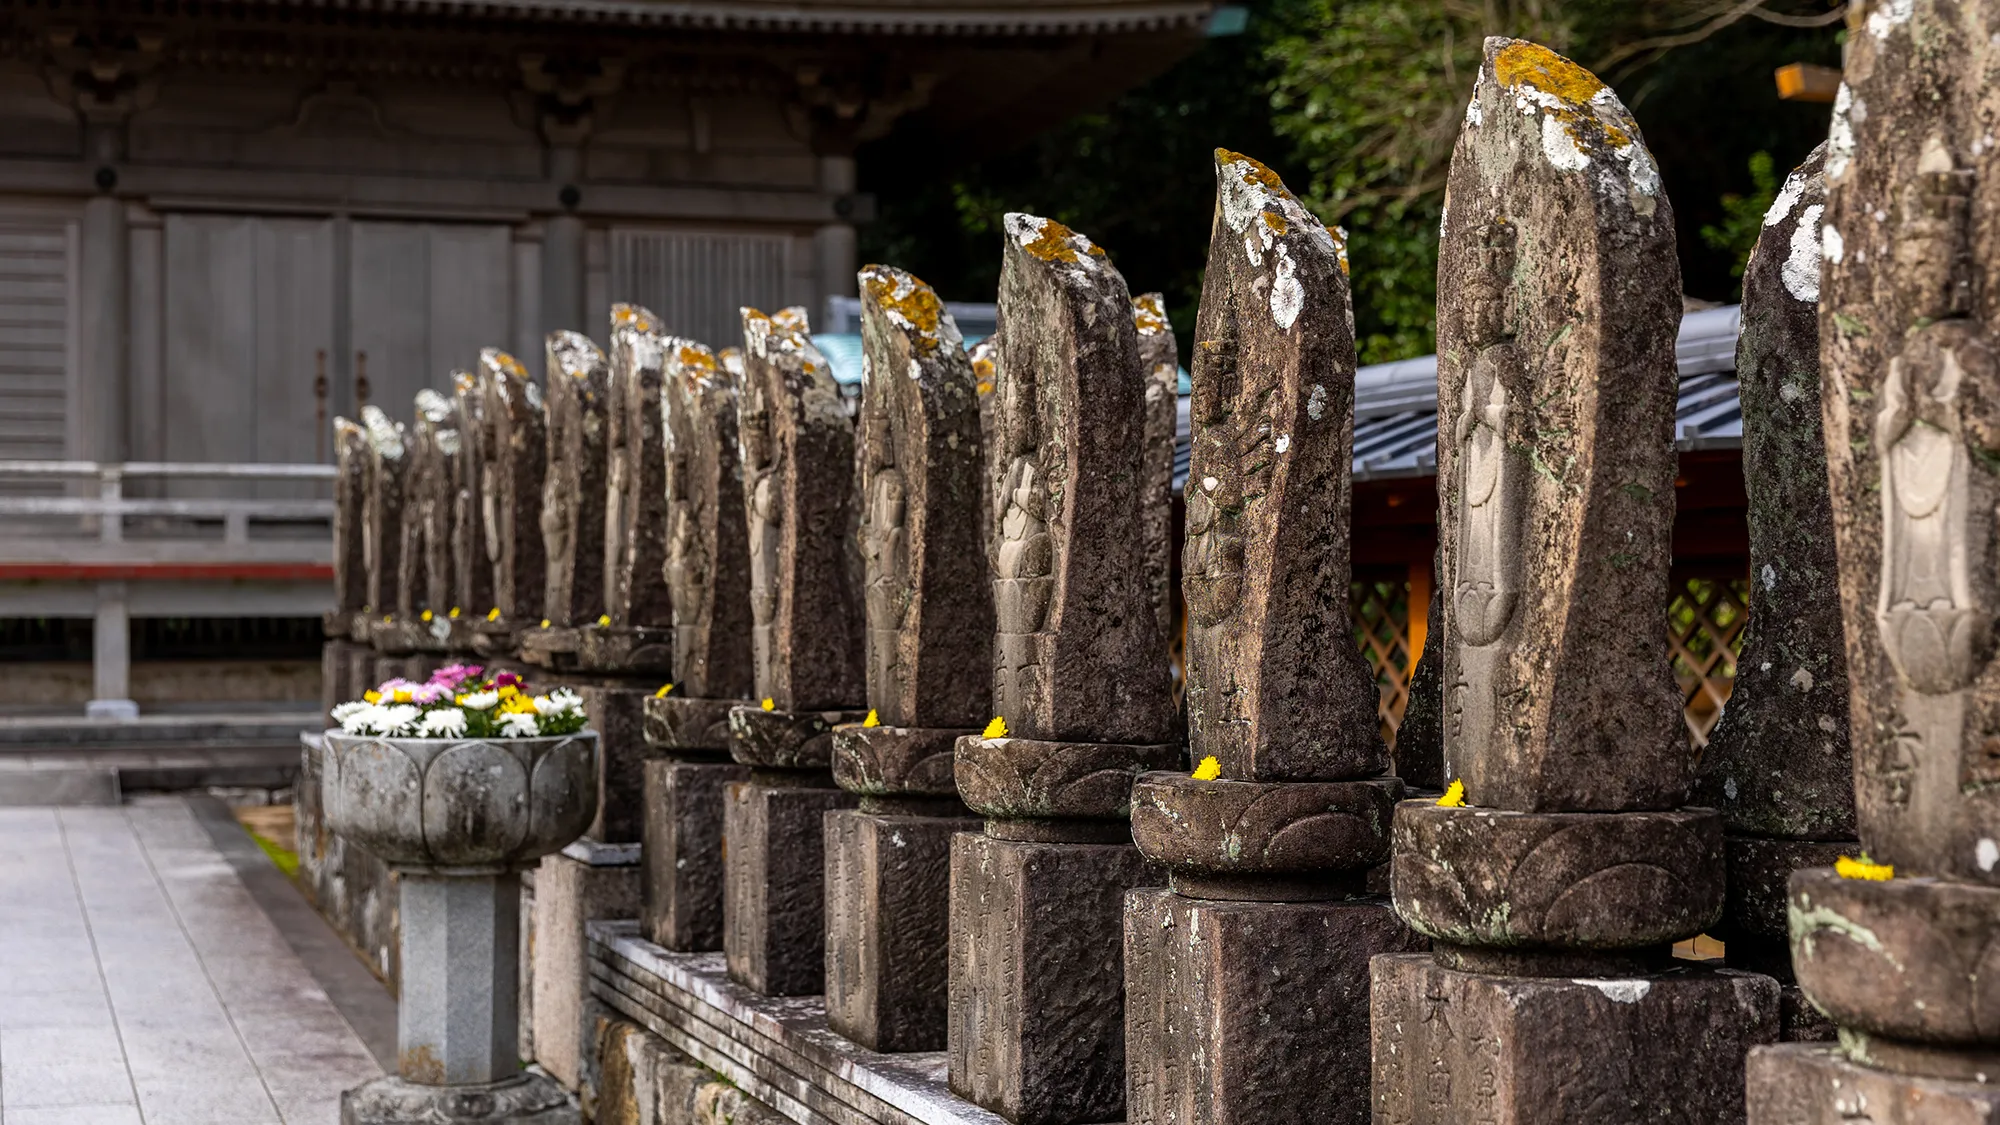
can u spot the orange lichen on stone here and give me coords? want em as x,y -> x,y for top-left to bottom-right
772,307 -> 809,332
1019,216 -> 1105,264
1492,40 -> 1635,156
1133,293 -> 1169,335
613,304 -> 657,332
488,351 -> 528,378
1261,210 -> 1289,237
860,264 -> 947,354
676,343 -> 719,387
1217,148 -> 1286,194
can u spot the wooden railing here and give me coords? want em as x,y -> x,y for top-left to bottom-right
0,461 -> 334,546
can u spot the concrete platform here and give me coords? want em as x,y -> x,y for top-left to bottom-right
0,712 -> 317,800
0,796 -> 386,1124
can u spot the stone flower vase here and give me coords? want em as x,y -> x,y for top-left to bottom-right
323,730 -> 599,1125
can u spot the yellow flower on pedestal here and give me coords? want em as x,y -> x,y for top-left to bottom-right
655,683 -> 674,698
1437,780 -> 1467,807
982,716 -> 1008,739
598,614 -> 611,627
761,698 -> 776,711
1190,756 -> 1221,781
862,710 -> 879,728
449,607 -> 461,618
421,610 -> 433,622
540,619 -> 551,629
486,608 -> 501,621
1836,855 -> 1894,881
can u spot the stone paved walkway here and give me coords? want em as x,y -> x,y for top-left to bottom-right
0,799 -> 382,1124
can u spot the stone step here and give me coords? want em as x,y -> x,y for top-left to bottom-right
0,766 -> 120,806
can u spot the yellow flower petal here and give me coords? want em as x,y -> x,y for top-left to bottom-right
863,709 -> 879,728
598,614 -> 611,627
540,619 -> 551,629
982,716 -> 1008,740
392,689 -> 412,703
1437,780 -> 1467,808
1191,755 -> 1221,781
449,607 -> 460,618
363,690 -> 381,704
487,607 -> 501,621
761,698 -> 776,712
421,610 -> 433,622
655,683 -> 675,698
1836,855 -> 1894,881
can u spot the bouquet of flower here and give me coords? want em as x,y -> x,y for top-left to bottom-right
330,665 -> 589,739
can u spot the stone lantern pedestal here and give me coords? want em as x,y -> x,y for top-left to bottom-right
323,729 -> 599,1124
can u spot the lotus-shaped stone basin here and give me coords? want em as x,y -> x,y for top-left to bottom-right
322,731 -> 599,871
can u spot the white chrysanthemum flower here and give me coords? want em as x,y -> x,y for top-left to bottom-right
546,688 -> 585,714
498,712 -> 540,738
339,705 -> 382,735
417,709 -> 468,738
460,691 -> 500,710
532,694 -> 565,716
374,704 -> 422,736
330,701 -> 370,723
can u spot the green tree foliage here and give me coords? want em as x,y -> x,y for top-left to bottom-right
859,0 -> 1843,363
1700,151 -> 1782,281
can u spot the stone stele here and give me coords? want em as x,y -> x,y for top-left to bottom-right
450,367 -> 494,632
591,304 -> 674,672
1433,39 -> 1684,813
1134,292 -> 1178,656
479,347 -> 548,630
540,330 -> 611,632
360,405 -> 407,627
661,337 -> 754,701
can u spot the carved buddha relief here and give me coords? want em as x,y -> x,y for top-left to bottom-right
858,345 -> 912,712
994,347 -> 1054,722
736,324 -> 781,689
1184,329 -> 1269,632
663,342 -> 720,683
1447,218 -> 1527,759
1874,138 -> 1994,802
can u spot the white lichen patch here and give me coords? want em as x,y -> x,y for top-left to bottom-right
415,388 -> 453,423
1270,244 -> 1305,330
1274,433 -> 1291,454
1537,106 -> 1591,172
1576,980 -> 1650,1004
1827,85 -> 1858,182
1783,204 -> 1824,303
1823,225 -> 1845,265
1307,383 -> 1328,421
1216,150 -> 1337,260
1465,91 -> 1483,129
1764,169 -> 1806,227
1791,667 -> 1815,692
1978,838 -> 1998,873
361,405 -> 404,459
1865,0 -> 1913,39
1491,43 -> 1657,198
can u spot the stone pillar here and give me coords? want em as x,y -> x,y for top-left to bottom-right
721,306 -> 866,996
1749,5 -> 2000,1115
470,349 -> 548,664
948,214 -> 1176,1125
1133,292 -> 1178,659
1124,153 -> 1422,1125
522,331 -> 611,671
1687,143 -> 1850,1044
451,368 -> 495,650
637,335 -> 759,951
87,580 -> 136,719
577,306 -> 673,676
1370,40 -> 1778,1125
822,267 -> 989,1051
816,155 -> 858,317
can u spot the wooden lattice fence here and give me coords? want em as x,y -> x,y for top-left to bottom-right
1351,570 -> 1750,751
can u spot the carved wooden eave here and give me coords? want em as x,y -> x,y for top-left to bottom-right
236,0 -> 1215,35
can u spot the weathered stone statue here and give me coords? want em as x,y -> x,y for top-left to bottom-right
1125,151 -> 1420,1125
1133,292 -> 1179,664
580,305 -> 673,675
949,214 -> 1175,1125
824,266 -> 990,1051
1371,40 -> 1777,1124
360,405 -> 415,682
324,417 -> 371,718
469,349 -> 547,661
967,333 -> 1002,547
522,331 -> 611,669
450,367 -> 493,651
1748,6 -> 2000,1117
639,333 -> 761,953
1688,144 -> 1851,1043
381,389 -> 456,663
719,306 -> 865,996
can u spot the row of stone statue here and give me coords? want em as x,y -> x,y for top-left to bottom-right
324,29 -> 2000,1125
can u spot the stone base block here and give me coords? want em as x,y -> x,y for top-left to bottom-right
1371,953 -> 1778,1125
575,626 -> 675,676
948,830 -> 1162,1125
519,626 -> 583,669
1392,801 -> 1725,948
644,696 -> 745,755
582,685 -> 662,844
1720,835 -> 1852,945
954,734 -> 1180,820
1129,772 -> 1400,881
722,778 -> 859,995
1790,867 -> 2000,1046
532,849 -> 642,1091
341,1073 -> 577,1125
728,705 -> 867,769
832,725 -> 967,795
824,808 -> 981,1052
642,759 -> 748,952
1125,889 -> 1424,1125
1747,1043 -> 2000,1124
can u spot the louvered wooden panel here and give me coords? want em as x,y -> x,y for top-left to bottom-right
609,228 -> 792,351
0,218 -> 72,465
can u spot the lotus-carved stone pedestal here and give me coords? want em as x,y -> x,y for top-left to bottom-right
825,724 -> 979,1051
723,705 -> 862,995
323,730 -> 599,1125
948,734 -> 1175,1125
1125,774 -> 1420,1125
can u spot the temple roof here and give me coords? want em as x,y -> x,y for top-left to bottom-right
255,0 -> 1216,33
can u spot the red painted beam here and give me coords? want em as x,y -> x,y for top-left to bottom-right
0,563 -> 333,581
